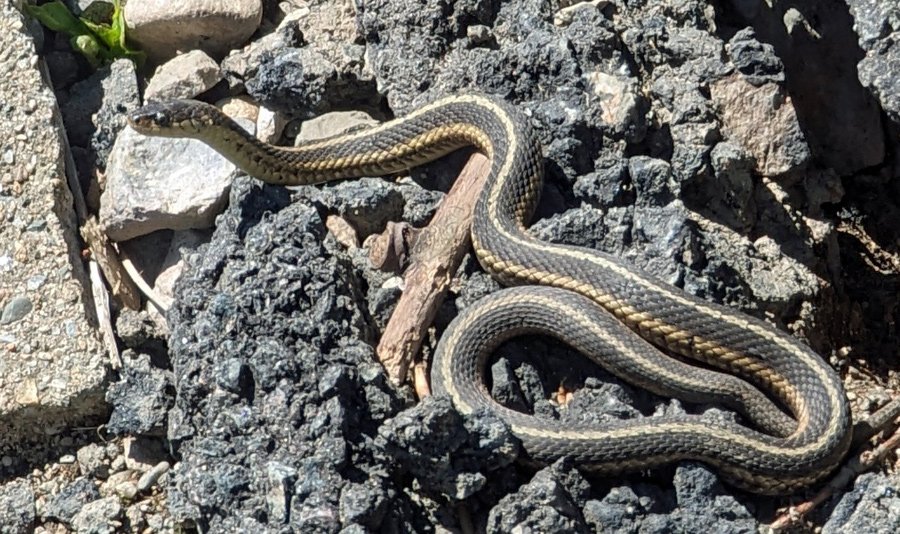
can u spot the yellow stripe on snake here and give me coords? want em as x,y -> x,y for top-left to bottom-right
128,93 -> 851,494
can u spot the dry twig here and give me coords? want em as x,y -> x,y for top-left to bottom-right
376,153 -> 490,385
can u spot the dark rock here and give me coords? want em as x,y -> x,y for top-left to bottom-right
59,58 -> 140,172
115,309 -> 168,362
847,0 -> 900,123
670,463 -> 756,532
583,484 -> 675,533
165,177 -> 414,531
726,27 -> 785,85
297,177 -> 406,237
823,472 -> 900,533
105,351 -> 174,436
486,460 -> 591,534
43,478 -> 100,524
374,395 -> 518,500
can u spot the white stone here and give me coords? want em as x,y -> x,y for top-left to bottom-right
144,50 -> 222,101
99,116 -> 255,241
125,0 -> 263,63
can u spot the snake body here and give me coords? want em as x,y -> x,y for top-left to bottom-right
129,94 -> 851,494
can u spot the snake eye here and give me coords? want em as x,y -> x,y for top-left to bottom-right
153,111 -> 170,128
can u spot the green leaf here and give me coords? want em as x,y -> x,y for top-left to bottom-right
23,0 -> 92,35
23,0 -> 144,68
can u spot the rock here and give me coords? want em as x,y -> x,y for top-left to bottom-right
59,58 -> 141,173
153,229 -> 212,310
339,476 -> 391,528
218,95 -> 259,123
670,463 -> 756,532
374,395 -> 519,500
137,461 -> 171,492
144,50 -> 223,101
0,478 -> 35,532
823,472 -> 900,533
726,27 -> 785,86
0,295 -> 32,324
222,1 -> 375,116
295,110 -> 379,143
583,484 -> 675,532
710,74 -> 810,177
99,118 -> 248,241
76,443 -> 110,479
706,141 -> 756,231
124,0 -> 263,63
70,496 -> 123,534
264,461 -> 295,524
848,0 -> 900,123
486,460 -> 592,534
0,0 -> 108,448
42,478 -> 101,524
115,308 -> 168,357
105,470 -> 139,501
105,351 -> 174,435
298,178 -> 405,238
164,178 -> 408,531
733,1 -> 884,175
256,104 -> 288,144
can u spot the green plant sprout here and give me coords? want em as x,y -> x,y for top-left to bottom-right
23,0 -> 145,68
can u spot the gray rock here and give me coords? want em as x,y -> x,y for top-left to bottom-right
100,122 -> 243,241
265,461 -> 296,524
0,0 -> 108,448
76,443 -> 110,479
823,472 -> 900,533
42,478 -> 100,524
70,496 -> 123,534
144,49 -> 223,101
124,0 -> 263,63
136,461 -> 171,493
0,478 -> 35,533
0,295 -> 32,324
295,110 -> 379,143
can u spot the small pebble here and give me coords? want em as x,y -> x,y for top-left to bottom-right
1,295 -> 32,324
137,461 -> 170,492
60,454 -> 76,464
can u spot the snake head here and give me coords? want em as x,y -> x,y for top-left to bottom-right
128,100 -> 219,138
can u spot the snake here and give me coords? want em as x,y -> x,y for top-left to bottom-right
128,93 -> 852,494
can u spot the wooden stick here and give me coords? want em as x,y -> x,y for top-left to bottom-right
376,153 -> 490,385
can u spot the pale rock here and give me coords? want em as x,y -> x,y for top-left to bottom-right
125,0 -> 263,63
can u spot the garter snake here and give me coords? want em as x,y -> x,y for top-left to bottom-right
128,93 -> 851,494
